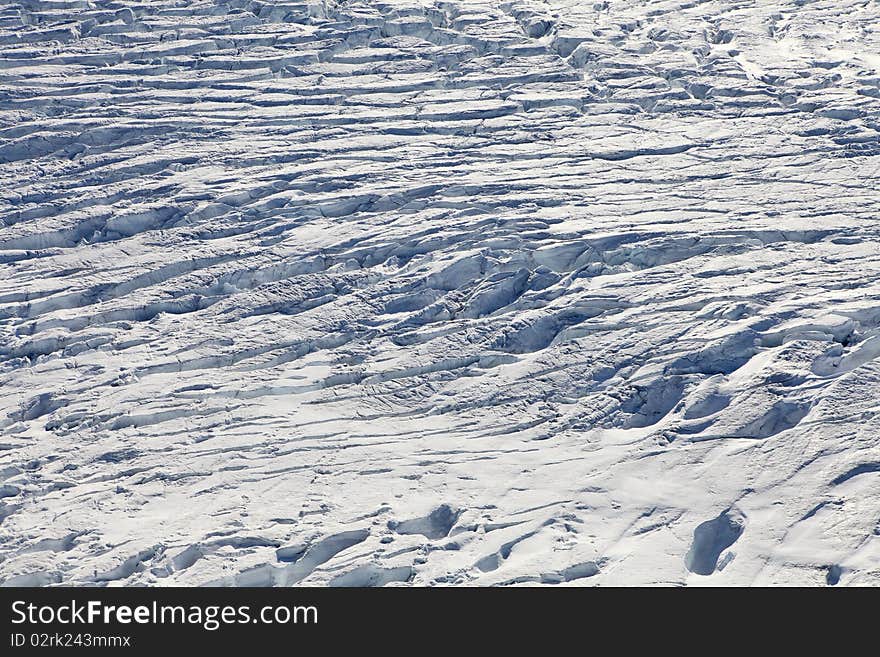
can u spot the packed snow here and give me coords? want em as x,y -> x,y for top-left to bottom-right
2,0 -> 880,586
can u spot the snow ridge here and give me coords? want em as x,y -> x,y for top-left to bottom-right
2,0 -> 880,586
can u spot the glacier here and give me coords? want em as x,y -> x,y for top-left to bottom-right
1,0 -> 880,586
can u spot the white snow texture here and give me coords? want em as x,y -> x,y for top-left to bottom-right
2,0 -> 880,587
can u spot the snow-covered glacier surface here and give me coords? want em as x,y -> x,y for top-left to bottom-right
2,0 -> 880,587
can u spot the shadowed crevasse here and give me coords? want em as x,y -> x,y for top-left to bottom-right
685,510 -> 745,576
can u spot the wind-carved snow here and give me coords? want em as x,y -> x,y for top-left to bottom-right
1,0 -> 880,587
